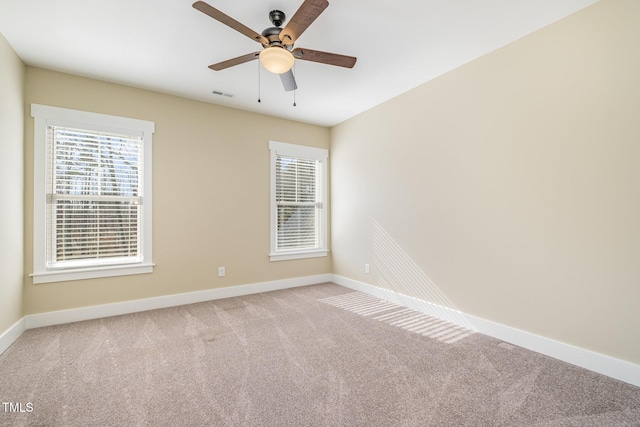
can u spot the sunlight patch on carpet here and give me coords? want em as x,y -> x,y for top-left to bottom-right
319,292 -> 474,344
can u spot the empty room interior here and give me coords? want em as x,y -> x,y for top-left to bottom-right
1,0 -> 640,425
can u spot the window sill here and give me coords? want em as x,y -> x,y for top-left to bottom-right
31,262 -> 154,284
269,250 -> 328,262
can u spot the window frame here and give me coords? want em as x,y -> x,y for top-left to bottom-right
269,140 -> 328,262
31,104 -> 154,284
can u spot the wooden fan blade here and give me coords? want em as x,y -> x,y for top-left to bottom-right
209,52 -> 260,71
292,48 -> 357,68
279,0 -> 329,45
193,1 -> 268,46
280,70 -> 298,92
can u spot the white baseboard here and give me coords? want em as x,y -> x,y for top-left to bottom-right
26,274 -> 332,329
0,317 -> 26,355
332,274 -> 640,388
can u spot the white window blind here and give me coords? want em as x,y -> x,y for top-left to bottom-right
46,126 -> 144,268
269,141 -> 328,261
276,155 -> 322,250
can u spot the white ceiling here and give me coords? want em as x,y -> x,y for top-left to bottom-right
0,0 -> 598,127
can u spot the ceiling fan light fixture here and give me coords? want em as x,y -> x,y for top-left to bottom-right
259,47 -> 294,74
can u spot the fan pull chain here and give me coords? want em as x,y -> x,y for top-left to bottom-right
257,60 -> 261,103
293,62 -> 297,107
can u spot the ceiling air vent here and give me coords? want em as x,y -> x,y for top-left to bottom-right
212,90 -> 234,98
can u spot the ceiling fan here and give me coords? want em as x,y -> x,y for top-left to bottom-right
192,0 -> 357,92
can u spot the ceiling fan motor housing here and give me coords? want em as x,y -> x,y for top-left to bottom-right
262,26 -> 288,48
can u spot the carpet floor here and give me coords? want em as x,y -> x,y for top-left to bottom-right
1,283 -> 639,426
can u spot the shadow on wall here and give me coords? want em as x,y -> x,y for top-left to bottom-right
371,220 -> 474,330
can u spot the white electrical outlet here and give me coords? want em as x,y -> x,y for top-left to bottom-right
365,264 -> 370,274
218,267 -> 225,277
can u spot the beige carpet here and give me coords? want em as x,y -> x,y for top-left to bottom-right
1,283 -> 639,426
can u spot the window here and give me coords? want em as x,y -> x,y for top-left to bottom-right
31,104 -> 154,283
269,141 -> 328,261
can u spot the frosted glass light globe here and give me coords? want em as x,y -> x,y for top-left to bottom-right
259,47 -> 295,74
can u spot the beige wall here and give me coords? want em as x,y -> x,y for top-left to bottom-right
331,0 -> 640,365
23,67 -> 331,315
0,33 -> 25,333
